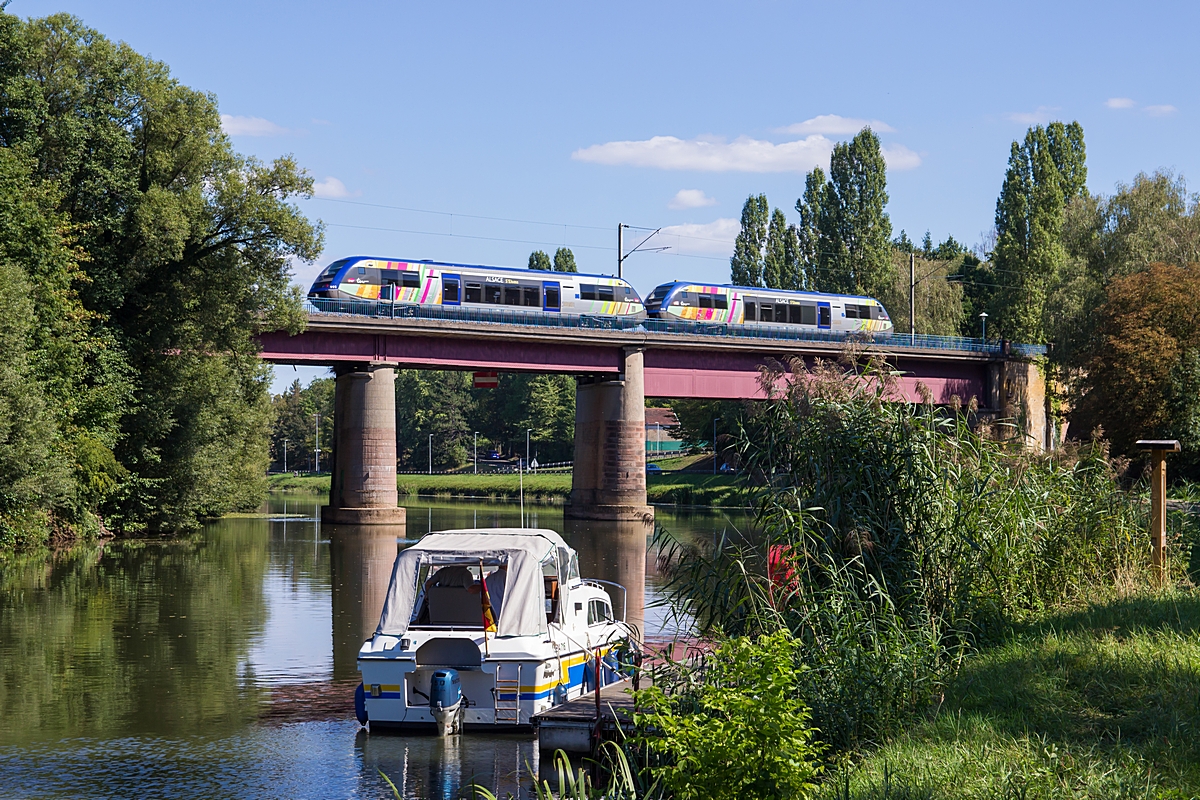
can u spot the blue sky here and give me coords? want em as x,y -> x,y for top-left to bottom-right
13,0 -> 1199,389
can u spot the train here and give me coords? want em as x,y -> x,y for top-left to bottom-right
307,256 -> 893,336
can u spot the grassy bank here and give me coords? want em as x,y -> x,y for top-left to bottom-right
823,589 -> 1200,799
265,471 -> 746,506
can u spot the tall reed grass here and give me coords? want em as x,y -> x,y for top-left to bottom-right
654,352 -> 1159,750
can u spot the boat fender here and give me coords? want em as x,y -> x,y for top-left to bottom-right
354,682 -> 368,726
552,682 -> 569,705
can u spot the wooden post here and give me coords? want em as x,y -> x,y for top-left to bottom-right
1136,439 -> 1180,584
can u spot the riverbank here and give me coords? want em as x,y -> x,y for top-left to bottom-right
823,588 -> 1200,798
266,471 -> 747,507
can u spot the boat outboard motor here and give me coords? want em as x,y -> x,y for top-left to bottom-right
429,669 -> 463,735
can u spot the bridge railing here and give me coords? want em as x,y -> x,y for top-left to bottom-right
303,298 -> 1047,357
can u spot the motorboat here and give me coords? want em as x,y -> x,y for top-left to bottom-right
355,528 -> 639,732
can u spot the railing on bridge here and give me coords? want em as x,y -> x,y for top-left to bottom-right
304,299 -> 1047,358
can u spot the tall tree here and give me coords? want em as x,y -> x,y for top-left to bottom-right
553,247 -> 578,273
528,250 -> 551,271
762,208 -> 789,289
816,128 -> 893,297
794,168 -> 825,289
990,121 -> 1086,342
730,194 -> 768,286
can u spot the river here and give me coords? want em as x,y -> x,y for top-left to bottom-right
0,495 -> 751,799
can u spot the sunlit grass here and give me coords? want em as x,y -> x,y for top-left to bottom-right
822,589 -> 1200,799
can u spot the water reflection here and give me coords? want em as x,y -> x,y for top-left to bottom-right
0,495 -> 750,799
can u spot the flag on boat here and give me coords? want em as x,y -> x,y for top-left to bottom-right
480,566 -> 497,633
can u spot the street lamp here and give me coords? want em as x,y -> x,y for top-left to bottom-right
474,432 -> 478,475
979,311 -> 989,341
713,416 -> 721,476
313,414 -> 321,475
283,439 -> 289,474
428,433 -> 433,475
526,429 -> 532,473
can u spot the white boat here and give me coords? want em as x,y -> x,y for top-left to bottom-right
355,528 -> 639,732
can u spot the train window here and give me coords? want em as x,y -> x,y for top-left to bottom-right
715,295 -> 728,310
860,304 -> 873,318
544,285 -> 560,310
760,304 -> 774,323
580,285 -> 597,300
358,267 -> 366,275
789,304 -> 804,324
744,301 -> 756,321
487,285 -> 503,304
698,295 -> 713,309
844,305 -> 858,319
818,305 -> 831,326
465,283 -> 482,303
801,304 -> 817,325
402,272 -> 421,288
523,287 -> 539,307
443,278 -> 460,303
599,286 -> 615,302
504,286 -> 521,305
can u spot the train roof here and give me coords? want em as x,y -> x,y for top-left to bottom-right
648,280 -> 882,303
321,255 -> 631,284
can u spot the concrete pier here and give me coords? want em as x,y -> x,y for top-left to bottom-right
321,365 -> 406,525
565,348 -> 653,522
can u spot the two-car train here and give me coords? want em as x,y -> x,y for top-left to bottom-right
307,255 -> 893,337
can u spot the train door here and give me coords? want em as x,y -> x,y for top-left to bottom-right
441,274 -> 461,306
818,301 -> 831,330
543,281 -> 561,312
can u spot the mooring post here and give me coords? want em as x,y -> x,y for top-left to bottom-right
1136,439 -> 1180,583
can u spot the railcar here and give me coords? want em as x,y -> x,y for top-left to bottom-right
308,256 -> 645,319
644,281 -> 893,336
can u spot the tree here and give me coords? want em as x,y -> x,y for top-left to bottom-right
552,247 -> 577,273
794,168 -> 825,289
730,195 -> 768,286
528,250 -> 551,271
990,121 -> 1086,343
818,128 -> 893,297
763,209 -> 802,290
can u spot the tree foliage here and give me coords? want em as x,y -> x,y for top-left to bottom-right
0,11 -> 322,542
552,247 -> 577,273
527,250 -> 551,271
730,194 -> 768,287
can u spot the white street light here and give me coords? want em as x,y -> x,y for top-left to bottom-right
428,433 -> 433,475
313,414 -> 321,475
474,432 -> 479,475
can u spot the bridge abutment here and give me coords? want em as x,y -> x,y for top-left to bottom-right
321,365 -> 406,525
565,347 -> 653,522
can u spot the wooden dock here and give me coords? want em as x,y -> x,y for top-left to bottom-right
531,678 -> 644,753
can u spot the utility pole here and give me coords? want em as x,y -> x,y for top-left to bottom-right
283,439 -> 288,474
313,414 -> 320,475
474,432 -> 478,475
617,223 -> 625,279
428,433 -> 433,475
909,251 -> 916,339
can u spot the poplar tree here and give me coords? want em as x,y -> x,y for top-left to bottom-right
794,168 -> 825,289
552,247 -> 577,273
763,208 -> 789,289
990,121 -> 1086,342
730,194 -> 768,286
528,250 -> 551,271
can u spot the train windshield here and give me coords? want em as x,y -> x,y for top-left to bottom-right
317,259 -> 348,280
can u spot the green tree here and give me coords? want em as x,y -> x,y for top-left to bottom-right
527,250 -> 551,271
552,247 -> 577,273
763,208 -> 803,290
395,370 -> 475,470
815,128 -> 893,297
990,121 -> 1086,342
730,194 -> 768,286
794,167 -> 825,289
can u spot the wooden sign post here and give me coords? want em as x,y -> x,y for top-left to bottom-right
1136,439 -> 1180,583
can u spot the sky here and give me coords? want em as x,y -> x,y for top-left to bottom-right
12,0 -> 1200,390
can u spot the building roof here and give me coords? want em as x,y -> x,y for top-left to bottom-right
645,408 -> 679,428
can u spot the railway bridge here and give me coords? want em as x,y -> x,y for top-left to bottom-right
259,306 -> 1048,524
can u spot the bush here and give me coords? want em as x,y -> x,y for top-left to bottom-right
632,630 -> 824,800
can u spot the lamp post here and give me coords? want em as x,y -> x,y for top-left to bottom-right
282,439 -> 288,474
979,311 -> 989,341
313,414 -> 320,475
428,433 -> 433,475
526,429 -> 533,473
474,432 -> 478,475
713,416 -> 721,475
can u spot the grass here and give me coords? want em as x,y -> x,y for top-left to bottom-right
264,471 -> 745,506
822,589 -> 1200,799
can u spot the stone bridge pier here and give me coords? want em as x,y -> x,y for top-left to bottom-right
565,347 -> 653,522
321,364 -> 406,525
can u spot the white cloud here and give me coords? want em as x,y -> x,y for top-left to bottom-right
647,218 -> 740,257
220,114 -> 289,136
1144,104 -> 1178,116
775,114 -> 895,135
881,144 -> 922,171
1106,97 -> 1136,109
1004,106 -> 1061,124
312,176 -> 358,199
573,134 -> 834,174
669,189 -> 717,209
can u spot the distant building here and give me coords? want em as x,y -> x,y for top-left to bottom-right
646,408 -> 683,455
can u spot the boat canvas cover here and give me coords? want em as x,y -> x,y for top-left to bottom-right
375,528 -> 567,638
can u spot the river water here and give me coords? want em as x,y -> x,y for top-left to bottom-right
0,496 -> 751,799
